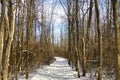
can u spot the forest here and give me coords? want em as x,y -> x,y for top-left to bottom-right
0,0 -> 120,80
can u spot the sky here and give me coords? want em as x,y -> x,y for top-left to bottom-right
37,0 -> 107,43
54,3 -> 66,42
36,0 -> 66,43
47,0 -> 66,43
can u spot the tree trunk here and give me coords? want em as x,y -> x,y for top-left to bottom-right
75,0 -> 80,77
94,0 -> 102,80
82,37 -> 86,76
0,0 -> 6,79
67,0 -> 72,66
3,0 -> 15,80
83,0 -> 93,76
111,0 -> 120,80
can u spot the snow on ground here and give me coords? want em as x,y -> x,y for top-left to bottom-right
18,57 -> 90,80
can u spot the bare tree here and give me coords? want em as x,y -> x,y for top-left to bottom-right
0,0 -> 6,79
111,0 -> 120,80
3,0 -> 15,80
75,0 -> 80,77
94,0 -> 103,80
82,0 -> 93,76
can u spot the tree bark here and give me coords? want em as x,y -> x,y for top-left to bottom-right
75,0 -> 80,77
26,0 -> 31,79
111,0 -> 120,80
0,0 -> 6,79
3,0 -> 15,80
94,0 -> 103,80
83,0 -> 93,76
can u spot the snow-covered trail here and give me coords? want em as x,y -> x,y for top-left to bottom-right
31,57 -> 79,80
18,57 -> 89,80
